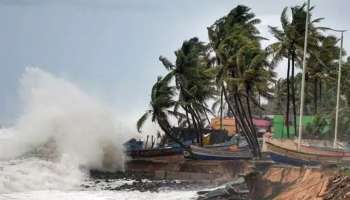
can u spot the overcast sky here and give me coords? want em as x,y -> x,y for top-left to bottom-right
1,0 -> 349,126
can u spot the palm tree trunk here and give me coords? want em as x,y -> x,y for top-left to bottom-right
220,87 -> 224,129
201,106 -> 211,127
190,113 -> 197,128
319,80 -> 322,106
235,118 -> 239,134
286,54 -> 291,138
184,106 -> 191,128
158,119 -> 187,149
232,92 -> 257,156
236,95 -> 253,133
244,90 -> 255,127
222,85 -> 256,156
233,94 -> 259,157
314,78 -> 318,114
245,89 -> 258,139
145,135 -> 149,149
192,107 -> 202,128
291,50 -> 297,137
184,105 -> 197,132
188,105 -> 204,146
151,135 -> 155,149
258,91 -> 263,118
194,108 -> 205,146
188,107 -> 200,144
239,93 -> 261,157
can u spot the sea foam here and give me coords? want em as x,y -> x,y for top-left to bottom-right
0,67 -> 128,193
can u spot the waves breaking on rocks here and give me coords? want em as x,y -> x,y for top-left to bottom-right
0,67 -> 129,194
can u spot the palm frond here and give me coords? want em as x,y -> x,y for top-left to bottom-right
159,56 -> 175,70
137,110 -> 151,133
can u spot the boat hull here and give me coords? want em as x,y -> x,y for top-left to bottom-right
184,145 -> 252,160
127,147 -> 183,158
265,139 -> 350,166
269,151 -> 320,166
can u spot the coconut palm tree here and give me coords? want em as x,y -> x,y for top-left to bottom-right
234,39 -> 276,149
272,78 -> 288,115
341,58 -> 350,107
136,74 -> 186,148
307,35 -> 340,114
268,3 -> 326,137
159,37 -> 216,145
208,5 -> 267,157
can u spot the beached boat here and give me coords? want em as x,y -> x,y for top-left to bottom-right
265,139 -> 350,166
297,140 -> 350,157
204,135 -> 249,149
183,145 -> 252,160
126,146 -> 183,158
264,1 -> 350,167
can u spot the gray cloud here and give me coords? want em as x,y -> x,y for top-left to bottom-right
0,0 -> 349,125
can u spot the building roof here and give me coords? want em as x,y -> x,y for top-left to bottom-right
253,118 -> 271,128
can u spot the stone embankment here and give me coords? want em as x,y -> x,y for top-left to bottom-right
198,166 -> 340,200
92,156 -> 350,199
126,155 -> 251,184
249,166 -> 333,199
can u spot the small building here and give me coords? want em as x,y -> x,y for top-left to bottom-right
210,117 -> 236,136
252,118 -> 272,137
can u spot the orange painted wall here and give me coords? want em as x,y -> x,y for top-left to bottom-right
211,117 -> 236,136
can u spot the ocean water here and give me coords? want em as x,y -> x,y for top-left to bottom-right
0,155 -> 197,200
0,190 -> 197,200
0,68 -> 197,200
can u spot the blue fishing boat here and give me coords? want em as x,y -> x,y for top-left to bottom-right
183,145 -> 252,160
268,152 -> 320,166
204,135 -> 249,149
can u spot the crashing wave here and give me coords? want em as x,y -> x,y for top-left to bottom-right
0,67 -> 129,193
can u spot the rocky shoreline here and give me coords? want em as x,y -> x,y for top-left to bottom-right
84,165 -> 350,200
85,169 -> 256,199
85,170 -> 211,193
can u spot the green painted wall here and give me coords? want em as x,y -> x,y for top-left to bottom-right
272,115 -> 314,139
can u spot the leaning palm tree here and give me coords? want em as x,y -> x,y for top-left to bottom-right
137,74 -> 186,148
208,5 -> 266,157
159,37 -> 216,145
237,44 -> 276,119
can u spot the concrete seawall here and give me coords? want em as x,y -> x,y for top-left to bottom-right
126,155 -> 252,184
126,156 -> 341,199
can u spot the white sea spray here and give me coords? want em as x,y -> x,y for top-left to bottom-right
0,67 -> 129,193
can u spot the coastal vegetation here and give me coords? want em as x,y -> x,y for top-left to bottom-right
138,3 -> 350,157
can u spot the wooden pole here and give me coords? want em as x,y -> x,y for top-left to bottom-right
334,31 -> 345,148
297,0 -> 310,151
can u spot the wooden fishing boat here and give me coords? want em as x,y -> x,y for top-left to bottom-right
183,145 -> 252,160
265,1 -> 350,167
127,146 -> 183,158
265,139 -> 350,166
298,141 -> 350,157
204,137 -> 249,151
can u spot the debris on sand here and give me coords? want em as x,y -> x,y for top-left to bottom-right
321,175 -> 350,200
197,176 -> 249,200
